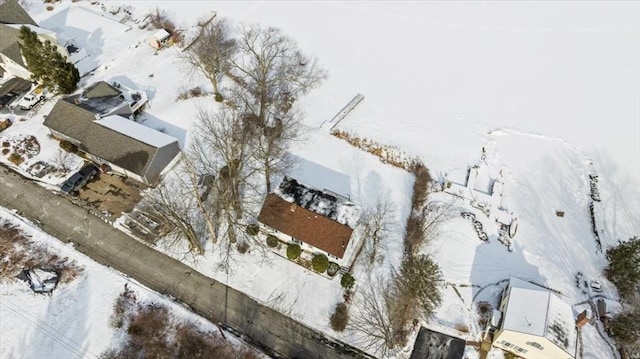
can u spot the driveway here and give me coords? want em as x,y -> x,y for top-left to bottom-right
0,164 -> 372,359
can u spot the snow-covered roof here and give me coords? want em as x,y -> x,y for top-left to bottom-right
502,277 -> 577,357
16,268 -> 59,294
259,176 -> 361,258
152,29 -> 170,41
95,116 -> 178,148
274,176 -> 360,228
494,210 -> 513,225
471,165 -> 495,194
288,154 -> 352,200
7,24 -> 56,37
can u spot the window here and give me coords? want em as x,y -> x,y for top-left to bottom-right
526,341 -> 544,350
499,341 -> 527,355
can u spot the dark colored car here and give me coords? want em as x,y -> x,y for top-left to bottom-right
0,92 -> 19,109
60,163 -> 99,194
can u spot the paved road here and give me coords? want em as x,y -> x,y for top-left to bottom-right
0,165 -> 373,359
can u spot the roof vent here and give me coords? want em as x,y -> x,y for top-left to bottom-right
290,204 -> 296,212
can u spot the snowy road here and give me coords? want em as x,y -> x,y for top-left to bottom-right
0,164 -> 373,359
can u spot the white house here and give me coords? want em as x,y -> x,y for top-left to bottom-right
488,277 -> 578,359
257,177 -> 361,268
0,0 -> 68,80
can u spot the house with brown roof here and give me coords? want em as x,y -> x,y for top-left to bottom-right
44,81 -> 178,185
257,177 -> 361,268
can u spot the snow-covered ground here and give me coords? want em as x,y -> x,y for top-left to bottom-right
151,130 -> 413,339
1,1 -> 637,358
0,207 -> 259,359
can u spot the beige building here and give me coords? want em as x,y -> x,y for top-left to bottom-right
487,277 -> 577,359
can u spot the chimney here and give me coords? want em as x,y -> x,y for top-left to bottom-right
576,310 -> 590,328
290,204 -> 296,212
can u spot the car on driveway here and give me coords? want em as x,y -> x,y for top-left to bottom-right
0,92 -> 19,110
590,280 -> 603,293
61,163 -> 99,194
17,93 -> 45,110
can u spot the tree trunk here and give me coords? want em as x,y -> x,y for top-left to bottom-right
265,157 -> 271,193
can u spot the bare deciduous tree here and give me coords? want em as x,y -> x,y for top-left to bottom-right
351,255 -> 443,357
189,105 -> 251,218
350,276 -> 399,358
179,154 -> 219,244
144,178 -> 204,254
226,23 -> 327,126
249,109 -> 303,192
182,16 -> 236,98
186,105 -> 269,271
360,198 -> 396,266
51,149 -> 74,173
420,199 -> 458,244
405,197 -> 458,256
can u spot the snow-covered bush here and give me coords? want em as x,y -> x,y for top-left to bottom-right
327,262 -> 339,277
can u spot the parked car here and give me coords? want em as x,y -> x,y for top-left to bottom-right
60,163 -> 99,194
17,93 -> 45,110
590,280 -> 603,293
0,92 -> 19,109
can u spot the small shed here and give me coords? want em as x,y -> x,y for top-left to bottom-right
576,309 -> 591,328
148,29 -> 171,49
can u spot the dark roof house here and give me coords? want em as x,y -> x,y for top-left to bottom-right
44,82 -> 178,184
0,24 -> 26,67
0,0 -> 38,26
0,0 -> 37,75
83,81 -> 122,99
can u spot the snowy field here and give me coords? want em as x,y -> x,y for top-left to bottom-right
0,207 -> 258,359
1,1 -> 637,358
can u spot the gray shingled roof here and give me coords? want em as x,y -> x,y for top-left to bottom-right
83,81 -> 121,99
0,76 -> 31,96
81,122 -> 159,176
44,98 -> 173,177
0,24 -> 26,67
43,99 -> 96,140
0,0 -> 37,26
